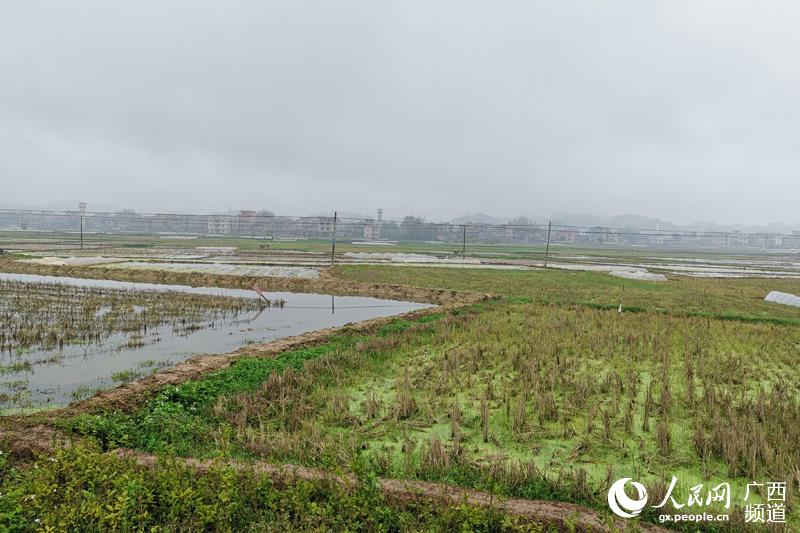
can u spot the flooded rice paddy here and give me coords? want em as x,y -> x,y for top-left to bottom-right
0,273 -> 430,410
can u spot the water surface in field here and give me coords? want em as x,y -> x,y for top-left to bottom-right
0,273 -> 431,409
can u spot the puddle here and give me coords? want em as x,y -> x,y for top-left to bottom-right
0,273 -> 430,409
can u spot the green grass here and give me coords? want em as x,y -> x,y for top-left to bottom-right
0,361 -> 32,375
333,265 -> 800,324
69,384 -> 110,402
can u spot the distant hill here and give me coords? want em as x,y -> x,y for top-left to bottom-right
451,212 -> 511,225
550,212 -> 674,230
0,200 -> 124,213
450,210 -> 800,234
310,210 -> 373,220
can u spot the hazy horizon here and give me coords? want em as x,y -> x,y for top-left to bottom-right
3,2 -> 800,226
4,200 -> 800,233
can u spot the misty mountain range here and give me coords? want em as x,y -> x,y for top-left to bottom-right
446,212 -> 800,234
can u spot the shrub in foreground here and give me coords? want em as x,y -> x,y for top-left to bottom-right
0,444 -> 548,532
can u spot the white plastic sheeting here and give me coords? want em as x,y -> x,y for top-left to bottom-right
109,262 -> 321,279
343,252 -> 481,264
609,270 -> 667,282
765,291 -> 800,308
19,256 -> 125,266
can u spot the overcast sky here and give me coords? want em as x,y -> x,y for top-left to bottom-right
1,1 -> 799,225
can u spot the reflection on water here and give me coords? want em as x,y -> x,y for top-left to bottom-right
0,273 -> 431,409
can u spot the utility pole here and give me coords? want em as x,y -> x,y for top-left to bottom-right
462,225 -> 466,258
79,202 -> 86,250
330,211 -> 337,265
544,221 -> 552,268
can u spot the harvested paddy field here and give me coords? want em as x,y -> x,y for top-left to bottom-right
2,262 -> 799,531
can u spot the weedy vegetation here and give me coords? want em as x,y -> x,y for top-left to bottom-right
0,444 -> 549,532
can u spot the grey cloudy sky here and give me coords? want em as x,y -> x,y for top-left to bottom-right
1,1 -> 799,225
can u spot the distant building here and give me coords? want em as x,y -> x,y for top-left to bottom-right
783,231 -> 800,249
767,234 -> 783,248
307,217 -> 334,237
559,229 -> 578,243
743,233 -> 781,249
730,231 -> 748,247
363,221 -> 379,240
362,209 -> 384,240
208,214 -> 236,234
238,210 -> 257,234
238,210 -> 256,224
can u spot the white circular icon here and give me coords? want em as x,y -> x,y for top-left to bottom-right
608,478 -> 648,518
